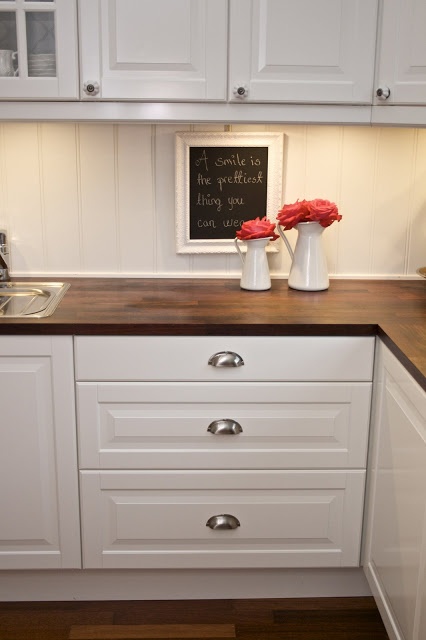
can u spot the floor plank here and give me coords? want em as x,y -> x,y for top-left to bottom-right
0,598 -> 389,640
69,624 -> 236,639
235,627 -> 389,640
112,601 -> 235,626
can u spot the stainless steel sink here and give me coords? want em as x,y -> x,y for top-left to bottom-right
0,282 -> 70,318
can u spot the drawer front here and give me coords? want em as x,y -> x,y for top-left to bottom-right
80,470 -> 366,569
74,336 -> 374,382
77,382 -> 371,470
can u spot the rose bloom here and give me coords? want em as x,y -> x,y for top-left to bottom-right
236,216 -> 279,241
306,198 -> 342,227
276,199 -> 310,230
277,198 -> 342,230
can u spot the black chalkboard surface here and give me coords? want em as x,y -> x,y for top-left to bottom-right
175,132 -> 283,253
189,146 -> 269,240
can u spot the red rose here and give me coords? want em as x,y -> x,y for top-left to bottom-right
276,199 -> 310,230
317,211 -> 342,227
306,198 -> 342,227
236,216 -> 279,241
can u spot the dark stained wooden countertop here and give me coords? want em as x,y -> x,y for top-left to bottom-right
0,278 -> 425,389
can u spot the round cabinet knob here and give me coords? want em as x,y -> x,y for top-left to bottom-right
207,419 -> 243,435
376,86 -> 391,101
233,84 -> 248,99
206,514 -> 241,530
208,351 -> 244,368
83,81 -> 100,97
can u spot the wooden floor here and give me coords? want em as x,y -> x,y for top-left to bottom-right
0,597 -> 390,639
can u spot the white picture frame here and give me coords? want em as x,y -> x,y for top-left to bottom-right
175,131 -> 284,253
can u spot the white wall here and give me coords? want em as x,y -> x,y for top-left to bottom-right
0,122 -> 424,278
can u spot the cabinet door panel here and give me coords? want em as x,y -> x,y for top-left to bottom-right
77,381 -> 371,470
0,358 -> 59,546
79,0 -> 227,100
0,336 -> 80,569
370,378 -> 426,640
363,341 -> 426,640
229,0 -> 378,103
371,368 -> 426,640
80,470 -> 365,569
375,0 -> 426,105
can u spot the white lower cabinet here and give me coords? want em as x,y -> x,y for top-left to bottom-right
363,340 -> 426,640
0,336 -> 81,569
76,336 -> 374,570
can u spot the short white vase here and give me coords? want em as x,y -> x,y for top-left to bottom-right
234,237 -> 271,291
278,221 -> 329,291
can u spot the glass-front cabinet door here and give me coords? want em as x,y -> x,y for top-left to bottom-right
0,0 -> 78,99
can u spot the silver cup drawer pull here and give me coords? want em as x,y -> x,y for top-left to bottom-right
206,514 -> 241,530
208,351 -> 244,368
207,419 -> 243,435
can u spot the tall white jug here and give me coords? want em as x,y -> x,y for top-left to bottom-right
278,221 -> 329,291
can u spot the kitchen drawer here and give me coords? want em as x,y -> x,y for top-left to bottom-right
74,336 -> 374,382
80,470 -> 366,569
77,382 -> 372,470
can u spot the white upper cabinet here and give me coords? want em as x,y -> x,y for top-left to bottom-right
78,0 -> 228,101
374,0 -> 426,105
228,0 -> 378,104
0,0 -> 78,99
2,0 -> 426,124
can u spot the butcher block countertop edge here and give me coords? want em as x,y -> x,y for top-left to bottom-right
0,278 -> 424,390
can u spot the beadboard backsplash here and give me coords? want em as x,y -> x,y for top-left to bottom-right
0,122 -> 424,278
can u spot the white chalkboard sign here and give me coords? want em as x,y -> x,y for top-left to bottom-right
175,132 -> 283,253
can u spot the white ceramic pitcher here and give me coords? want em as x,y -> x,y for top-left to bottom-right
0,50 -> 18,77
278,221 -> 329,291
234,237 -> 271,291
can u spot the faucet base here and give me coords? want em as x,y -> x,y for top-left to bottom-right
0,268 -> 10,283
0,229 -> 10,283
